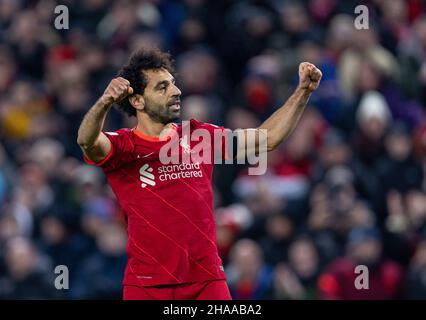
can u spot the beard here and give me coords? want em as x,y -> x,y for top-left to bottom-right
144,101 -> 180,124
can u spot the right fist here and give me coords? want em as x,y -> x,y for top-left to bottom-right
101,77 -> 134,105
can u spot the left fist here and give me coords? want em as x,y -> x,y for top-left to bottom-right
298,62 -> 322,92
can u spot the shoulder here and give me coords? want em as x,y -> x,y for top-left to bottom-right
185,119 -> 225,131
103,128 -> 134,151
103,128 -> 134,143
104,128 -> 133,137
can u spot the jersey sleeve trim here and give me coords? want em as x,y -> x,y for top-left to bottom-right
83,136 -> 115,166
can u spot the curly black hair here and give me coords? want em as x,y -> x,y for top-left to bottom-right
115,47 -> 175,117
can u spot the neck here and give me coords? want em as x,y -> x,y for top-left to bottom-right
135,113 -> 167,137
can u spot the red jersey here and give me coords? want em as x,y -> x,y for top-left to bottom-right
84,119 -> 228,287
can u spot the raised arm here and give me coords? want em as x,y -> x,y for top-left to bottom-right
77,77 -> 133,163
235,62 -> 322,158
259,62 -> 322,150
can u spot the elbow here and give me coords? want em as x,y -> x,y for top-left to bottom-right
77,128 -> 84,146
77,135 -> 85,147
267,144 -> 275,152
266,130 -> 292,152
77,135 -> 90,150
77,130 -> 92,149
266,137 -> 279,152
257,127 -> 276,152
266,142 -> 277,152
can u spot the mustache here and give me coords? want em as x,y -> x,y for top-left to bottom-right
167,99 -> 181,106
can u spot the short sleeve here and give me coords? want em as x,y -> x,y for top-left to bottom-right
83,129 -> 131,171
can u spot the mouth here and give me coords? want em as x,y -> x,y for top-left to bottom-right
168,101 -> 181,112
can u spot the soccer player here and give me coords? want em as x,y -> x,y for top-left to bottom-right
77,47 -> 322,300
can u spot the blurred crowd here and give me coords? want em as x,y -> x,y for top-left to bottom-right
1,0 -> 426,299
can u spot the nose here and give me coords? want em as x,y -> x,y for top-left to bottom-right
171,83 -> 181,97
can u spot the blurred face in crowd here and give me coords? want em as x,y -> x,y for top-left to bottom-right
358,62 -> 381,93
40,216 -> 67,245
181,95 -> 211,122
406,191 -> 426,228
96,223 -> 127,257
230,240 -> 263,280
266,214 -> 293,241
385,132 -> 412,161
11,11 -> 39,44
320,143 -> 351,168
134,68 -> 182,124
0,48 -> 15,92
244,13 -> 273,38
81,213 -> 108,238
327,15 -> 353,51
177,51 -> 218,94
308,184 -> 333,230
414,18 -> 426,48
226,108 -> 260,130
348,202 -> 375,229
298,41 -> 322,69
326,167 -> 356,214
381,0 -> 407,27
284,120 -> 313,161
288,238 -> 319,278
360,117 -> 387,142
349,238 -> 382,266
352,29 -> 378,50
412,241 -> 426,269
280,3 -> 310,34
0,214 -> 20,241
5,237 -> 38,280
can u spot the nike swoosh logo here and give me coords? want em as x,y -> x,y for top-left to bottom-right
143,152 -> 154,158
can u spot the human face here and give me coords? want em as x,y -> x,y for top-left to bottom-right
142,68 -> 182,124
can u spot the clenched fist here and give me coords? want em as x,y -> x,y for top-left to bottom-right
101,77 -> 134,106
298,62 -> 322,92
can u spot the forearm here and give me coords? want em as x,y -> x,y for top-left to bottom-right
77,97 -> 111,149
259,86 -> 312,151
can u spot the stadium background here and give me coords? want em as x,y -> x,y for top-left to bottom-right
1,0 -> 426,299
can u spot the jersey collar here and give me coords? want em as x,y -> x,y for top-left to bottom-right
132,124 -> 178,143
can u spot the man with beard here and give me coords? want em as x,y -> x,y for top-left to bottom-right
77,47 -> 322,299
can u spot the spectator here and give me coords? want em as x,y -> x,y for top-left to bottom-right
318,227 -> 403,299
226,239 -> 274,299
259,213 -> 295,266
273,235 -> 321,300
71,223 -> 127,299
0,237 -> 59,299
405,239 -> 426,299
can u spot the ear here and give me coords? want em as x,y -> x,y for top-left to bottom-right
129,94 -> 145,112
